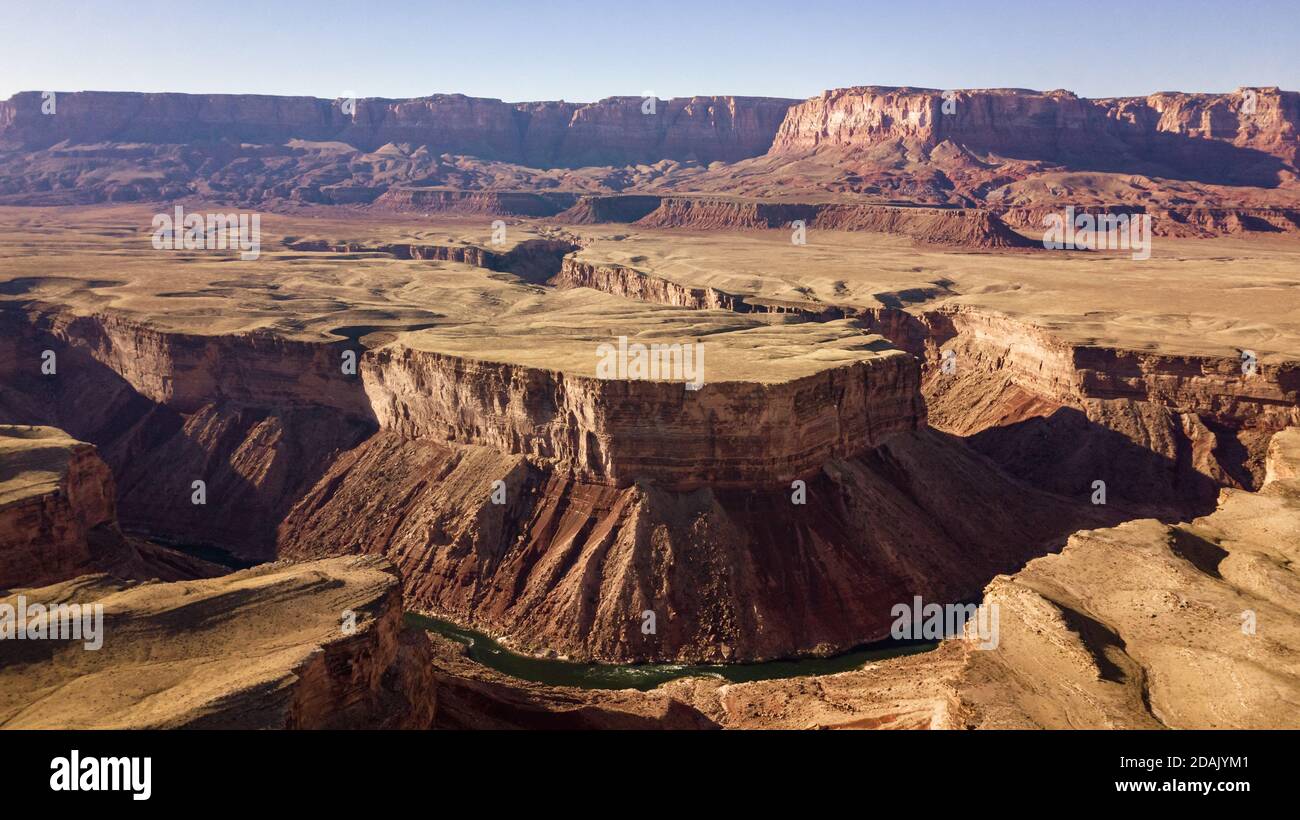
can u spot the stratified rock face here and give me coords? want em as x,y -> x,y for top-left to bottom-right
0,556 -> 439,729
361,343 -> 923,489
918,306 -> 1300,507
32,309 -> 374,417
639,425 -> 1300,729
0,91 -> 797,166
634,197 -> 1033,247
555,258 -> 751,312
769,86 -> 1299,172
0,425 -> 223,586
0,311 -> 377,560
997,204 -> 1300,238
277,428 -> 1102,663
0,426 -> 115,587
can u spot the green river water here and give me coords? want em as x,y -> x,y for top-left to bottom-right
406,612 -> 938,691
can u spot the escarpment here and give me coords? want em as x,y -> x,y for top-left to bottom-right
552,254 -> 1298,515
0,426 -> 116,587
768,86 -> 1299,178
371,188 -> 577,217
915,307 -> 1300,508
633,198 -> 1035,248
361,341 -> 923,489
284,236 -> 579,283
0,91 -> 796,166
996,205 -> 1300,238
0,308 -> 377,559
0,425 -> 225,587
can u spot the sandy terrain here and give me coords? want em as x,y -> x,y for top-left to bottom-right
0,555 -> 432,728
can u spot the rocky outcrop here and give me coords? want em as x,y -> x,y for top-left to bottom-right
769,86 -> 1299,181
997,204 -> 1300,237
285,237 -> 579,283
0,426 -> 116,587
361,339 -> 922,488
554,258 -> 752,312
918,306 -> 1300,503
0,556 -> 440,728
0,425 -> 225,587
0,309 -> 377,560
634,197 -> 1034,247
0,91 -> 796,166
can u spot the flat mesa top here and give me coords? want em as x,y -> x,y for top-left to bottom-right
0,425 -> 81,507
389,289 -> 902,383
2,205 -> 1298,368
0,206 -> 903,382
568,227 -> 1300,363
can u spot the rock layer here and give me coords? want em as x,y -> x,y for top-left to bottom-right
0,425 -> 221,587
362,340 -> 922,488
770,86 -> 1299,176
0,426 -> 115,587
0,91 -> 797,166
277,428 -> 1104,663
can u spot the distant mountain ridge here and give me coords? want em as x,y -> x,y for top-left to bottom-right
0,86 -> 1296,219
0,91 -> 798,166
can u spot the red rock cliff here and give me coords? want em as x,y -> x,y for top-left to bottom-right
0,91 -> 797,167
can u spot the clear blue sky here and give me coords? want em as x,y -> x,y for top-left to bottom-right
2,0 -> 1296,102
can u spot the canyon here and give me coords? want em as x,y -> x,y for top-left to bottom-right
0,81 -> 1297,730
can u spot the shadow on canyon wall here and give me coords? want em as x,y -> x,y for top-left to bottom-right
0,308 -> 377,560
967,406 -> 1225,519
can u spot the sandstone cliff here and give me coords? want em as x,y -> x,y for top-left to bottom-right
633,197 -> 1034,247
277,428 -> 1105,663
0,91 -> 796,166
769,86 -> 1299,178
0,426 -> 115,587
361,339 -> 922,488
0,425 -> 224,587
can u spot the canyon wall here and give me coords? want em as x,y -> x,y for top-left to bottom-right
0,91 -> 797,166
633,197 -> 1034,247
769,86 -> 1299,176
361,341 -> 923,488
0,426 -> 115,587
910,307 -> 1300,511
0,424 -> 226,586
997,205 -> 1300,238
0,309 -> 377,559
277,427 -> 1105,663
